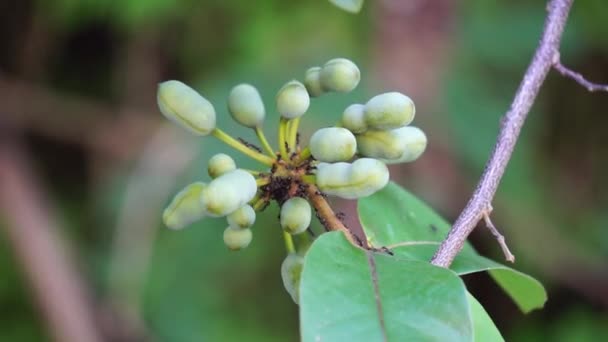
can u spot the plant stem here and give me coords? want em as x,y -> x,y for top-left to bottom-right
212,128 -> 275,166
305,184 -> 361,247
299,146 -> 311,161
431,0 -> 574,268
254,126 -> 277,157
301,174 -> 316,184
287,117 -> 300,151
283,231 -> 296,254
278,118 -> 289,160
256,177 -> 270,187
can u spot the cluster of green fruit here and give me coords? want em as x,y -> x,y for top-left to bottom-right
157,57 -> 426,303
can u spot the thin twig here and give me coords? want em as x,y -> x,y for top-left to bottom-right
553,54 -> 608,92
482,206 -> 515,263
431,0 -> 574,268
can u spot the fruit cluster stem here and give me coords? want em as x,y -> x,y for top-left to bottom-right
212,128 -> 275,166
254,126 -> 276,157
278,118 -> 289,160
305,184 -> 360,247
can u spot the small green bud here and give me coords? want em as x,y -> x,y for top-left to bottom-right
162,182 -> 207,230
227,83 -> 265,128
200,169 -> 257,217
157,80 -> 216,135
223,226 -> 253,250
281,253 -> 304,304
341,104 -> 367,133
207,153 -> 236,179
276,80 -> 310,119
364,92 -> 415,130
320,58 -> 360,93
227,204 -> 256,229
309,127 -> 356,162
379,127 -> 427,164
316,158 -> 389,199
280,197 -> 312,235
304,66 -> 324,97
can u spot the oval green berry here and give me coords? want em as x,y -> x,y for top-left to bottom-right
281,253 -> 304,304
157,80 -> 216,135
227,83 -> 265,128
304,66 -> 324,97
200,169 -> 257,217
227,204 -> 256,229
276,80 -> 310,119
208,153 -> 236,179
379,126 -> 427,164
162,182 -> 207,230
364,92 -> 415,130
280,197 -> 312,235
341,103 -> 367,133
320,58 -> 360,93
223,226 -> 253,250
309,127 -> 357,162
316,158 -> 389,199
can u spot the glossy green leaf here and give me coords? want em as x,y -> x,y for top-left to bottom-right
300,231 -> 472,341
468,292 -> 503,342
329,0 -> 364,13
358,182 -> 547,313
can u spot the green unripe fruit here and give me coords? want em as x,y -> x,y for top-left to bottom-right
304,67 -> 324,97
227,204 -> 256,229
157,80 -> 216,135
162,182 -> 207,230
356,126 -> 425,160
281,253 -> 304,304
280,197 -> 312,235
276,80 -> 310,119
309,127 -> 357,162
341,104 -> 367,133
364,92 -> 415,130
223,226 -> 252,250
320,58 -> 360,93
379,126 -> 427,164
208,153 -> 236,179
227,83 -> 265,128
200,169 -> 257,217
316,158 -> 389,199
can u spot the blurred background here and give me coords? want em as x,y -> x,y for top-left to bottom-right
1,0 -> 607,341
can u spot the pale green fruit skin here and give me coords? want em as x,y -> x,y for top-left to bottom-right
304,67 -> 324,97
280,197 -> 312,235
200,169 -> 257,217
276,80 -> 310,119
207,153 -> 236,179
163,182 -> 207,230
379,126 -> 427,164
157,80 -> 216,135
341,103 -> 367,133
281,253 -> 304,304
364,92 -> 415,130
309,127 -> 357,162
223,226 -> 253,250
320,58 -> 360,93
356,126 -> 419,160
227,204 -> 256,229
227,83 -> 265,128
316,158 -> 390,199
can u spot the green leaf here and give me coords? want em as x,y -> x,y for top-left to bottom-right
329,0 -> 364,13
300,231 -> 472,341
467,292 -> 503,342
358,182 -> 547,313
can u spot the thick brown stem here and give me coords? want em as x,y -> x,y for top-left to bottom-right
305,184 -> 361,247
